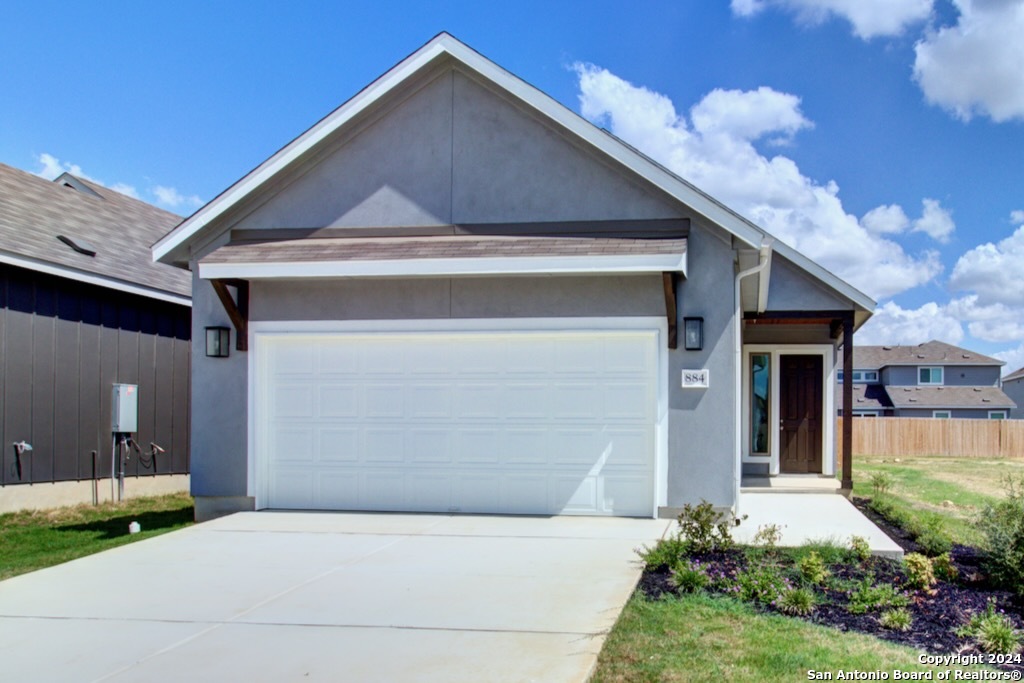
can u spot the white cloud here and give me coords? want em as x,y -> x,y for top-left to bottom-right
855,301 -> 964,345
994,343 -> 1024,377
912,198 -> 954,242
860,198 -> 954,242
947,295 -> 1024,342
862,204 -> 910,235
153,185 -> 203,211
1011,209 -> 1024,224
731,0 -> 934,39
949,224 -> 1024,307
913,0 -> 1024,122
574,64 -> 942,300
109,183 -> 140,200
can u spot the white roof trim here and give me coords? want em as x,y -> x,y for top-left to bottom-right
199,252 -> 686,280
153,32 -> 873,313
0,251 -> 191,307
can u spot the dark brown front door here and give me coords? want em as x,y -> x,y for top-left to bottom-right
780,354 -> 823,474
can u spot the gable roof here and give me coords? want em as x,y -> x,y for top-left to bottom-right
1004,367 -> 1024,382
151,32 -> 873,314
0,163 -> 190,304
852,340 -> 1003,369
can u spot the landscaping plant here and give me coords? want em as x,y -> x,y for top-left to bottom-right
879,607 -> 913,632
669,559 -> 709,593
777,587 -> 816,616
676,500 -> 742,554
849,535 -> 871,562
931,552 -> 958,582
979,475 -> 1024,597
797,550 -> 830,586
903,553 -> 937,592
958,601 -> 1022,655
847,576 -> 910,614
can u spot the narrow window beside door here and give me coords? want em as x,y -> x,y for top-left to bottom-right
751,354 -> 770,455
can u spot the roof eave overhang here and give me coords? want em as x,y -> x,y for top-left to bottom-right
198,252 -> 687,280
0,251 -> 191,307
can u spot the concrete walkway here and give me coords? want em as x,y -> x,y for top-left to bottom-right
0,512 -> 670,683
734,493 -> 904,558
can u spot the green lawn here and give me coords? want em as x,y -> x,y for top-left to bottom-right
593,593 -> 987,683
852,456 -> 1024,546
0,492 -> 194,581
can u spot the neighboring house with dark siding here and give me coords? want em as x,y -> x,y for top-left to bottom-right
836,341 -> 1015,419
0,163 -> 191,512
1003,367 -> 1024,420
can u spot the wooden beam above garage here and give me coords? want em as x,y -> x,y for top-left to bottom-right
662,272 -> 678,349
211,279 -> 249,351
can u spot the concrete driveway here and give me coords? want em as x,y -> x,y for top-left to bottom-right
0,512 -> 669,683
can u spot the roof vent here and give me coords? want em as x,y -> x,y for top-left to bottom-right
974,388 -> 982,392
57,235 -> 97,257
963,354 -> 971,358
983,398 -> 991,403
909,398 -> 917,402
917,354 -> 926,358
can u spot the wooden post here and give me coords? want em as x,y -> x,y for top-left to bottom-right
662,272 -> 678,349
841,313 -> 854,492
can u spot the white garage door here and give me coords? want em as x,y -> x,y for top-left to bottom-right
254,328 -> 659,517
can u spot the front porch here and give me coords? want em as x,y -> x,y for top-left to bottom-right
740,474 -> 841,493
733,492 -> 903,558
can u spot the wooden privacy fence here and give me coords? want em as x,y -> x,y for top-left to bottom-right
837,417 -> 1024,460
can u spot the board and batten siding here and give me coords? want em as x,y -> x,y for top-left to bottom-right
0,264 -> 191,485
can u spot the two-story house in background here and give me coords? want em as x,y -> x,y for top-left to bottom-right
836,340 -> 1016,419
1003,367 -> 1024,420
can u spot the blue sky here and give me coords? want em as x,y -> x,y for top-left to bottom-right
2,1 -> 1023,371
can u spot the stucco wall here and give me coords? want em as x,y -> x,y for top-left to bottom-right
766,255 -> 849,312
667,224 -> 737,510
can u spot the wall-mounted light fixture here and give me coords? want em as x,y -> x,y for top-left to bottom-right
205,326 -> 231,358
683,317 -> 704,351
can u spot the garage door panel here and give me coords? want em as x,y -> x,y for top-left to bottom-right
455,475 -> 502,512
454,384 -> 502,418
365,385 -> 404,417
318,385 -> 359,417
317,472 -> 358,505
272,427 -> 315,463
317,428 -> 359,462
364,429 -> 404,463
258,329 -> 657,517
273,385 -> 314,418
456,429 -> 502,464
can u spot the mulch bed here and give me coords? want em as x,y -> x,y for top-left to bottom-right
637,505 -> 1024,672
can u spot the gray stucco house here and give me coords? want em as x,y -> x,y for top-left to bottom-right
0,163 -> 192,512
153,33 -> 873,522
1003,367 -> 1024,420
835,341 -> 1015,419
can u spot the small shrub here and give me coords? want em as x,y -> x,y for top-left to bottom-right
868,494 -> 907,528
798,551 -> 830,586
637,535 -> 689,569
752,524 -> 783,550
847,576 -> 910,614
777,587 -> 816,616
904,552 -> 937,591
908,514 -> 953,557
979,476 -> 1024,597
670,559 -> 709,593
676,501 -> 739,555
931,553 -> 959,582
870,472 -> 894,495
958,601 -> 1022,655
849,535 -> 871,562
737,565 -> 791,606
879,607 -> 913,632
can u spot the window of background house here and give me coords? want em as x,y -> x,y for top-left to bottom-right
989,411 -> 1007,420
751,354 -> 770,455
932,410 -> 951,419
919,367 -> 944,385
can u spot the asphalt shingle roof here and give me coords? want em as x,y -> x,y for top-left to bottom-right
851,340 -> 1002,369
884,385 -> 1016,410
1004,367 -> 1024,382
0,163 -> 190,298
836,384 -> 893,411
201,234 -> 688,264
